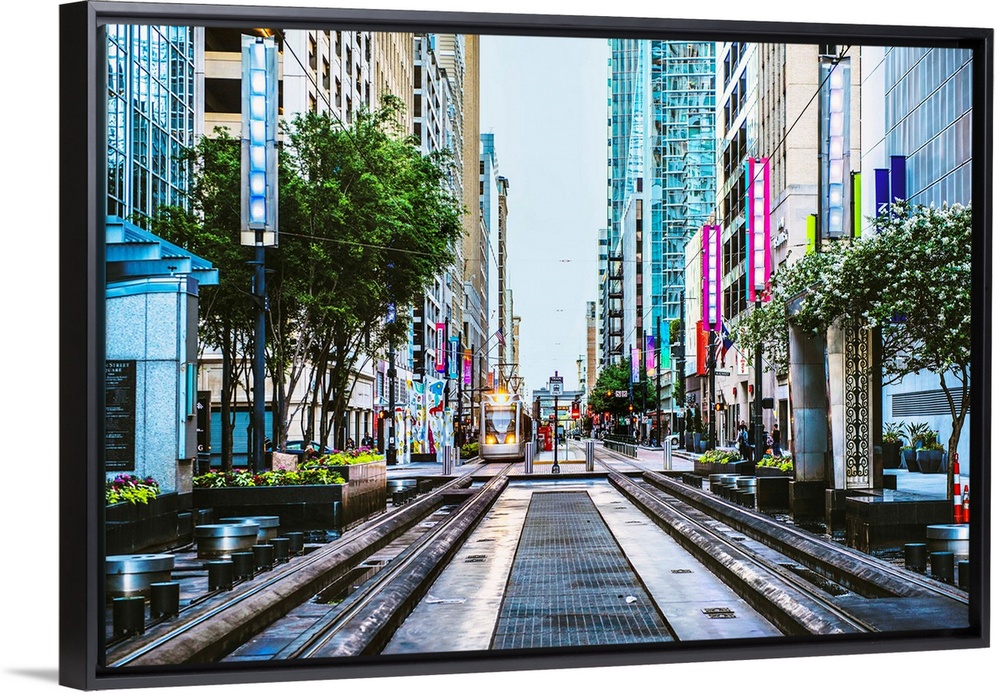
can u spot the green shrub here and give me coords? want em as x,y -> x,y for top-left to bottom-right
757,454 -> 793,473
461,441 -> 480,458
699,449 -> 743,465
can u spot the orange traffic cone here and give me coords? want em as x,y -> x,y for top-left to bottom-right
962,485 -> 970,524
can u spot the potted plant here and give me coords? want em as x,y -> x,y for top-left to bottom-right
881,422 -> 906,470
901,421 -> 930,472
916,431 -> 946,474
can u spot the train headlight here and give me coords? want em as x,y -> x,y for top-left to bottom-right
486,435 -> 497,445
505,434 -> 516,444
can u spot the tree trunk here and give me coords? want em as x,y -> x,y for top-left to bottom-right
221,324 -> 233,472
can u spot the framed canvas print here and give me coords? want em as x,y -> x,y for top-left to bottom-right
57,0 -> 991,690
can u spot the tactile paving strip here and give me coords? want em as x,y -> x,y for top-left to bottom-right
491,491 -> 674,649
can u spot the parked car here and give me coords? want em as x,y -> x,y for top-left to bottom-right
282,440 -> 333,454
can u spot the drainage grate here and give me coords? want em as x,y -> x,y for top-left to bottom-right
464,555 -> 488,563
671,569 -> 693,574
492,491 -> 674,649
476,538 -> 496,543
731,537 -> 746,542
625,520 -> 644,525
703,607 -> 737,619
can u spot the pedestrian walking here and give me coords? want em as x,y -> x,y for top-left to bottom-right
737,421 -> 752,461
771,424 -> 782,457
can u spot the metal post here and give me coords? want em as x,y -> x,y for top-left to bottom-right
387,336 -> 397,465
708,328 -> 716,451
251,246 -> 266,474
754,295 -> 764,466
443,444 -> 453,475
552,394 -> 559,473
586,440 -> 595,472
664,436 -> 672,471
524,441 -> 534,474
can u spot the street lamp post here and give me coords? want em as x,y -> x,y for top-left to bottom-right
753,293 -> 764,465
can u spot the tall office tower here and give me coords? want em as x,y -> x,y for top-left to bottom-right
606,40 -> 715,363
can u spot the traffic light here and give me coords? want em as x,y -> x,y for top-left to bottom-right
606,389 -> 612,397
715,403 -> 725,411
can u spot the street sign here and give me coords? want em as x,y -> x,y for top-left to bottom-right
713,369 -> 731,376
614,389 -> 628,398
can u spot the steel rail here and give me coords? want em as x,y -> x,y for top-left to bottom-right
107,463 -> 486,667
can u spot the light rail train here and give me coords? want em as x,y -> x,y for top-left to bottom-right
479,391 -> 532,462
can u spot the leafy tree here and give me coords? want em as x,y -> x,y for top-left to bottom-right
588,359 -> 655,435
276,98 -> 464,449
758,202 -> 971,479
152,130 -> 256,471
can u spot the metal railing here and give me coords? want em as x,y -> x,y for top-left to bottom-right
602,435 -> 637,459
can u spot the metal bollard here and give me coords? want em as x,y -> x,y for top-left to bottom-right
442,445 -> 453,476
112,596 -> 146,637
149,581 -> 180,619
930,551 -> 954,584
207,560 -> 234,591
271,537 -> 290,563
284,532 -> 304,556
585,440 -> 595,472
231,551 -> 254,580
958,560 -> 969,591
904,543 -> 928,573
252,544 -> 275,572
664,439 -> 673,471
524,441 -> 534,474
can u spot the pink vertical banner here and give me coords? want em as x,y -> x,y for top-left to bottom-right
702,224 -> 722,331
435,322 -> 446,373
747,157 -> 772,302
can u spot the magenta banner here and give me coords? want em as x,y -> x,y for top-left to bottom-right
462,350 -> 472,385
645,334 -> 655,377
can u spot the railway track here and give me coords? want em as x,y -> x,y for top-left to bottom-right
105,446 -> 969,667
592,444 -> 969,634
106,461 -> 504,667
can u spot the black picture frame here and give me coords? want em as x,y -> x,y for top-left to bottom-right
56,0 -> 991,691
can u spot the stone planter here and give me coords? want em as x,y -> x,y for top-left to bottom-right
192,459 -> 387,532
755,465 -> 791,478
105,492 -> 192,555
881,441 -> 904,469
917,449 -> 945,474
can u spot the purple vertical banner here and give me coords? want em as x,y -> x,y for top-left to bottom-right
875,168 -> 890,220
435,323 -> 446,373
631,347 -> 640,384
890,155 -> 907,211
645,334 -> 655,377
462,350 -> 472,385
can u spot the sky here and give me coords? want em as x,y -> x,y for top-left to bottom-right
479,35 -> 609,394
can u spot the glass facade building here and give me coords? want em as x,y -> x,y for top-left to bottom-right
605,40 -> 715,362
106,25 -> 197,226
885,47 -> 973,206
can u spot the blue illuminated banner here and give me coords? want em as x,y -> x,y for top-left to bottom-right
241,35 -> 278,246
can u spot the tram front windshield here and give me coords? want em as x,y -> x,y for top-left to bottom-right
484,405 -> 517,444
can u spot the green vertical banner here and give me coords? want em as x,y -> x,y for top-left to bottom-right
852,171 -> 863,238
661,339 -> 670,371
806,214 -> 817,255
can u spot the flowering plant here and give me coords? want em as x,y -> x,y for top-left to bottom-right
192,468 -> 346,489
699,449 -> 743,464
106,474 -> 160,505
304,447 -> 383,467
